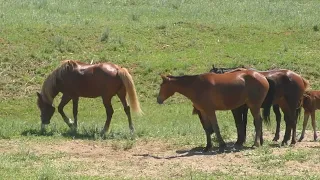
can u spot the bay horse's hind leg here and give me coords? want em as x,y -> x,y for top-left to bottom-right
101,96 -> 114,135
117,87 -> 134,134
232,106 -> 246,147
249,107 -> 263,147
58,94 -> 74,128
72,97 -> 79,130
273,104 -> 282,141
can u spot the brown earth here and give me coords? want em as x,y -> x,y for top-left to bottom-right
0,131 -> 320,179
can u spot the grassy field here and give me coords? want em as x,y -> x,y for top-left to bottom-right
1,0 -> 320,179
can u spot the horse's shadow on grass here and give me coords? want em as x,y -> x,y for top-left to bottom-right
21,128 -> 134,141
133,142 -> 254,159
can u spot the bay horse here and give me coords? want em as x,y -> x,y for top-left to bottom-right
299,90 -> 320,142
208,65 -> 309,146
157,70 -> 271,151
36,60 -> 142,135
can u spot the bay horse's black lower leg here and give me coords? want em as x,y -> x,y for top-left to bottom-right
232,107 -> 246,147
193,107 -> 214,134
273,104 -> 282,141
242,106 -> 248,143
58,94 -> 73,128
204,129 -> 213,152
282,114 -> 291,146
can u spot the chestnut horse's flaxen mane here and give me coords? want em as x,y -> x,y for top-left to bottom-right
40,60 -> 77,105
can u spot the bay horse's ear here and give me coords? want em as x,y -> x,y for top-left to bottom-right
212,64 -> 215,69
161,75 -> 170,82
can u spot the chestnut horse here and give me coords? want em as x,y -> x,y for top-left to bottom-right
37,60 -> 142,135
299,90 -> 320,142
157,70 -> 271,151
209,66 -> 309,146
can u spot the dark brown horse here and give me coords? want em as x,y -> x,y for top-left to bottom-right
157,70 -> 271,151
299,90 -> 320,142
37,60 -> 142,134
209,66 -> 309,146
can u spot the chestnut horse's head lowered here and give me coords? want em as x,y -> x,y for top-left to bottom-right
37,92 -> 55,125
157,75 -> 175,104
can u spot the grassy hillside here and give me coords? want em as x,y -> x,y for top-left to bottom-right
1,0 -> 320,179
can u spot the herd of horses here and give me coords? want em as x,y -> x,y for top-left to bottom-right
37,60 -> 320,151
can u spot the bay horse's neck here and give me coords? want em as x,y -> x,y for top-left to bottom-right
169,75 -> 198,100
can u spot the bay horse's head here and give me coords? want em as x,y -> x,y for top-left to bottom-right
157,75 -> 175,104
36,92 -> 55,125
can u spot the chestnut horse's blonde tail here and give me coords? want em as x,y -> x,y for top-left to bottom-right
118,68 -> 143,115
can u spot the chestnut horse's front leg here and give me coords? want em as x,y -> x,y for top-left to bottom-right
58,94 -> 74,128
299,112 -> 310,142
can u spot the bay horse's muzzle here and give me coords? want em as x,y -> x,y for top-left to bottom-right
157,96 -> 164,104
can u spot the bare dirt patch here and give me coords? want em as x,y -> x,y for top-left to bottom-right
1,131 -> 320,179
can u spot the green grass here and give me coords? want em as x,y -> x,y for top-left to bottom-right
1,0 -> 320,179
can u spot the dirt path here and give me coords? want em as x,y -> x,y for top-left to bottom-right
1,131 -> 320,179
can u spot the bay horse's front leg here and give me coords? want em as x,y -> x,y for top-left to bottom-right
207,112 -> 226,149
72,97 -> 79,130
58,94 -> 73,128
101,96 -> 114,135
117,90 -> 134,134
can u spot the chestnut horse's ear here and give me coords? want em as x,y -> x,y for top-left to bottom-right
161,75 -> 170,82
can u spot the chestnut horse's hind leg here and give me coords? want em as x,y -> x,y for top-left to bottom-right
117,87 -> 135,134
299,112 -> 310,142
101,96 -> 114,135
311,111 -> 318,141
72,97 -> 79,129
273,104 -> 282,141
58,94 -> 74,128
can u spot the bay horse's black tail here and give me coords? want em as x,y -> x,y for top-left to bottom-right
262,79 -> 276,125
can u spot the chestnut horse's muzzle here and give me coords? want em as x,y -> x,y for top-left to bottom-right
157,96 -> 164,104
